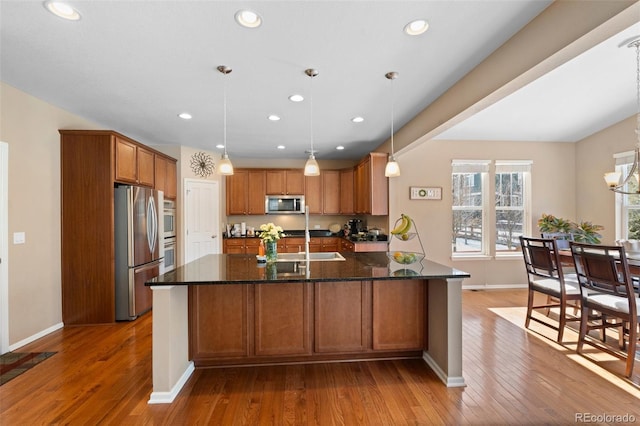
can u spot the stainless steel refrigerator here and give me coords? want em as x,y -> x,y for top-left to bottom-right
115,185 -> 163,321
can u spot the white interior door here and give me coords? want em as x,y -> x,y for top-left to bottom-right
0,142 -> 8,354
184,179 -> 220,263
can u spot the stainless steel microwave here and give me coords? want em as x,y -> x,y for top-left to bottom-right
265,195 -> 305,214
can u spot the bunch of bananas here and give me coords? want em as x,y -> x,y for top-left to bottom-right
390,214 -> 412,240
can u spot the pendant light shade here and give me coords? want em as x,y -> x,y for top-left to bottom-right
217,65 -> 234,176
304,68 -> 320,176
304,153 -> 320,176
385,71 -> 400,177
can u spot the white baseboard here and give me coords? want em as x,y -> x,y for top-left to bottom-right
462,283 -> 527,290
422,351 -> 466,388
8,322 -> 64,352
148,361 -> 195,404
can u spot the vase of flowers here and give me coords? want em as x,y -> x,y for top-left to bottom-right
259,222 -> 283,262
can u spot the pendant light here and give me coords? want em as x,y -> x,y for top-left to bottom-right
217,65 -> 234,175
385,71 -> 400,177
604,38 -> 640,193
304,68 -> 320,176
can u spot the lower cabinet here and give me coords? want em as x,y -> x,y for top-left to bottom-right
372,279 -> 425,350
254,283 -> 312,356
314,281 -> 370,353
190,279 -> 426,365
190,284 -> 250,359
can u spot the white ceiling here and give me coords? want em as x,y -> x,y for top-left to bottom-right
1,1 -> 636,162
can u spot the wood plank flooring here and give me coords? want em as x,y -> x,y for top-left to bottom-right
1,289 -> 639,425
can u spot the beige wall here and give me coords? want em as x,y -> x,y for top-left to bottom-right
0,82 -> 103,345
390,138 -> 577,288
575,115 -> 636,244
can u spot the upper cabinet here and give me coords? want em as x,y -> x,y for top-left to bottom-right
266,169 -> 304,195
339,168 -> 354,215
322,170 -> 341,215
115,136 -> 155,187
354,153 -> 388,216
226,169 -> 266,215
155,155 -> 177,199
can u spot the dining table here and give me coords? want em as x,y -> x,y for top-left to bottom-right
558,249 -> 640,278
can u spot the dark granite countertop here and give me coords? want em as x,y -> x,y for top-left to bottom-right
150,252 -> 470,286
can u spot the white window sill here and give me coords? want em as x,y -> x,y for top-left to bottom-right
451,254 -> 492,261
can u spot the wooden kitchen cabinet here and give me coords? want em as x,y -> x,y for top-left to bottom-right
115,136 -> 155,187
354,152 -> 388,216
314,281 -> 370,353
372,279 -> 425,351
254,283 -> 312,356
154,154 -> 178,199
225,169 -> 265,215
189,284 -> 250,359
340,168 -> 354,215
322,170 -> 341,214
223,238 -> 261,254
305,175 -> 322,214
266,169 -> 304,195
60,130 -> 177,324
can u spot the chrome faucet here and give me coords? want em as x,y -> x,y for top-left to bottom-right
304,205 -> 310,262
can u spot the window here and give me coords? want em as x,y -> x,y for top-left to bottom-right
452,161 -> 489,255
614,152 -> 640,239
452,160 -> 531,258
495,161 -> 531,253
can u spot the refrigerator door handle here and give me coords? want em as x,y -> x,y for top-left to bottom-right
134,258 -> 163,274
147,195 -> 158,254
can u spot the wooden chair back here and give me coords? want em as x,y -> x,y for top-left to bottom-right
520,236 -> 563,282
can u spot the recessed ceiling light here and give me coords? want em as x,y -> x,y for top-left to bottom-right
336,146 -> 345,150
404,19 -> 429,36
43,1 -> 81,20
216,144 -> 224,149
235,9 -> 262,28
277,145 -> 286,150
268,114 -> 281,121
289,94 -> 304,102
178,112 -> 192,120
351,116 -> 364,123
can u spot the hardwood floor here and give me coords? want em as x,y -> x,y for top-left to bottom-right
1,289 -> 639,425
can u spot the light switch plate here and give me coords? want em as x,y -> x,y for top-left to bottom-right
13,232 -> 25,244
410,186 -> 442,200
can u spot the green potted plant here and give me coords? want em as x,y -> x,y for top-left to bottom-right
537,214 -> 604,247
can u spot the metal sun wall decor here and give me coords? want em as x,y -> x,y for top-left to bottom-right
190,151 -> 215,178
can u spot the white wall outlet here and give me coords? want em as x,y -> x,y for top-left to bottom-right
410,186 -> 442,200
314,224 -> 321,229
13,232 -> 25,244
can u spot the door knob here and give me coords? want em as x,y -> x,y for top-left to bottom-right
211,235 -> 217,239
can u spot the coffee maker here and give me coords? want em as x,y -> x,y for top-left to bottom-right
348,219 -> 363,235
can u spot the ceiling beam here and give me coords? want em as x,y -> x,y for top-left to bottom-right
378,0 -> 639,156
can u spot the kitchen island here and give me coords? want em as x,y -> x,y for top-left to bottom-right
147,252 -> 469,404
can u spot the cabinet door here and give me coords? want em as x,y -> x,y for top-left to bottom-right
285,170 -> 304,194
369,152 -> 389,216
321,237 -> 340,252
284,237 -> 304,253
224,239 -> 246,254
245,238 -> 261,255
165,159 -> 177,199
341,238 -> 354,252
372,279 -> 425,351
115,137 -> 138,184
137,147 -> 155,187
154,156 -> 167,194
247,170 -> 266,214
190,285 -> 250,359
308,237 -> 322,253
305,175 -> 322,214
265,170 -> 285,195
322,170 -> 340,214
315,281 -> 369,353
226,170 -> 248,215
254,283 -> 312,356
340,168 -> 354,215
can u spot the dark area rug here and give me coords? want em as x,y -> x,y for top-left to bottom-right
0,351 -> 56,385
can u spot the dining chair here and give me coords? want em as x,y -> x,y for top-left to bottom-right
569,242 -> 640,378
520,236 -> 581,342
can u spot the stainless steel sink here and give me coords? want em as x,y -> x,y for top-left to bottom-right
275,252 -> 346,262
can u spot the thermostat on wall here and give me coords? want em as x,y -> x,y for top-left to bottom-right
410,186 -> 442,200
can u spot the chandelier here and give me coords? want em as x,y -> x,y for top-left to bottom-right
604,38 -> 640,194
